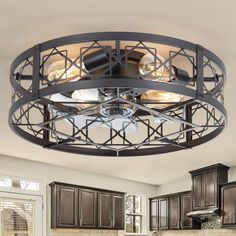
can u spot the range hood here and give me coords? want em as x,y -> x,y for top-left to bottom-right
187,207 -> 220,221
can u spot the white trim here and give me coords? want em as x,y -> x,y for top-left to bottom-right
0,171 -> 46,236
0,172 -> 45,196
0,191 -> 43,236
125,193 -> 147,236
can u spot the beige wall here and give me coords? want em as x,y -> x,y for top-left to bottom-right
0,154 -> 158,236
1,154 -> 236,236
156,165 -> 236,196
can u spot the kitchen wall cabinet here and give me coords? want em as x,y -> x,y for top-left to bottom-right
159,197 -> 169,230
190,163 -> 229,211
98,192 -> 113,228
51,184 -> 78,228
191,173 -> 203,210
150,199 -> 158,230
221,182 -> 236,228
169,195 -> 180,229
150,191 -> 200,231
79,188 -> 97,228
180,192 -> 192,229
113,194 -> 124,229
50,182 -> 125,229
98,192 -> 124,229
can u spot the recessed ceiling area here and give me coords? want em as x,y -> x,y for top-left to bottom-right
0,0 -> 235,185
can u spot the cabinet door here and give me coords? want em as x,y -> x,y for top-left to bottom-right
192,173 -> 204,210
57,186 -> 78,228
113,194 -> 124,229
181,193 -> 192,229
204,170 -> 217,208
98,192 -> 113,228
169,195 -> 180,229
159,197 -> 168,230
150,199 -> 158,230
79,188 -> 97,228
222,185 -> 236,227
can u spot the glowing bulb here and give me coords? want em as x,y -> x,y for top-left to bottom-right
47,59 -> 86,83
139,53 -> 172,82
141,90 -> 183,109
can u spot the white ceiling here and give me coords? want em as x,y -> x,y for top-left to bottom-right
0,0 -> 236,185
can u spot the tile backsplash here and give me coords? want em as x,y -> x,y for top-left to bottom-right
158,229 -> 236,236
51,229 -> 125,236
201,217 -> 222,229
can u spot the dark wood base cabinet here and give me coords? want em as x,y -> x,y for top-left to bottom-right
221,182 -> 236,228
50,182 -> 125,230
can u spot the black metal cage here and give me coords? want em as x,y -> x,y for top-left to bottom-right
9,32 -> 227,156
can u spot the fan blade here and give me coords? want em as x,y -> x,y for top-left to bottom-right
102,118 -> 137,133
50,93 -> 76,107
72,115 -> 101,129
71,88 -> 99,101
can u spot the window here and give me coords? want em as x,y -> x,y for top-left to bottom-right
125,194 -> 146,235
0,177 -> 39,192
0,192 -> 43,236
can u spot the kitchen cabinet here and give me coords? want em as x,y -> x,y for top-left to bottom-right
221,182 -> 236,228
51,184 -> 78,228
190,163 -> 229,211
50,182 -> 125,229
159,197 -> 169,230
150,199 -> 158,230
98,192 -> 124,229
180,192 -> 192,229
113,194 -> 124,229
192,172 -> 204,210
150,191 -> 200,230
79,188 -> 97,228
169,195 -> 180,229
98,192 -> 113,228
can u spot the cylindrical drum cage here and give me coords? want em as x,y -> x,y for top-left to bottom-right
9,32 -> 227,156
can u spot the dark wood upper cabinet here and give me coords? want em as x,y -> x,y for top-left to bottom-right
192,173 -> 204,210
98,192 -> 113,228
50,182 -> 125,229
204,170 -> 217,208
158,197 -> 168,230
79,188 -> 97,228
150,191 -> 200,230
98,192 -> 124,229
113,194 -> 124,229
150,199 -> 158,230
169,195 -> 180,229
180,192 -> 192,229
221,182 -> 236,228
51,184 -> 78,228
190,163 -> 229,211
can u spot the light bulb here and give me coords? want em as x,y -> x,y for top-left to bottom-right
47,59 -> 86,83
139,53 -> 172,82
141,90 -> 183,109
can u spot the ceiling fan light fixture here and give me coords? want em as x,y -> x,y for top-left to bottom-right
9,32 -> 227,156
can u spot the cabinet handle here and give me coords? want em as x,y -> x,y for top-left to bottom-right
80,218 -> 82,226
